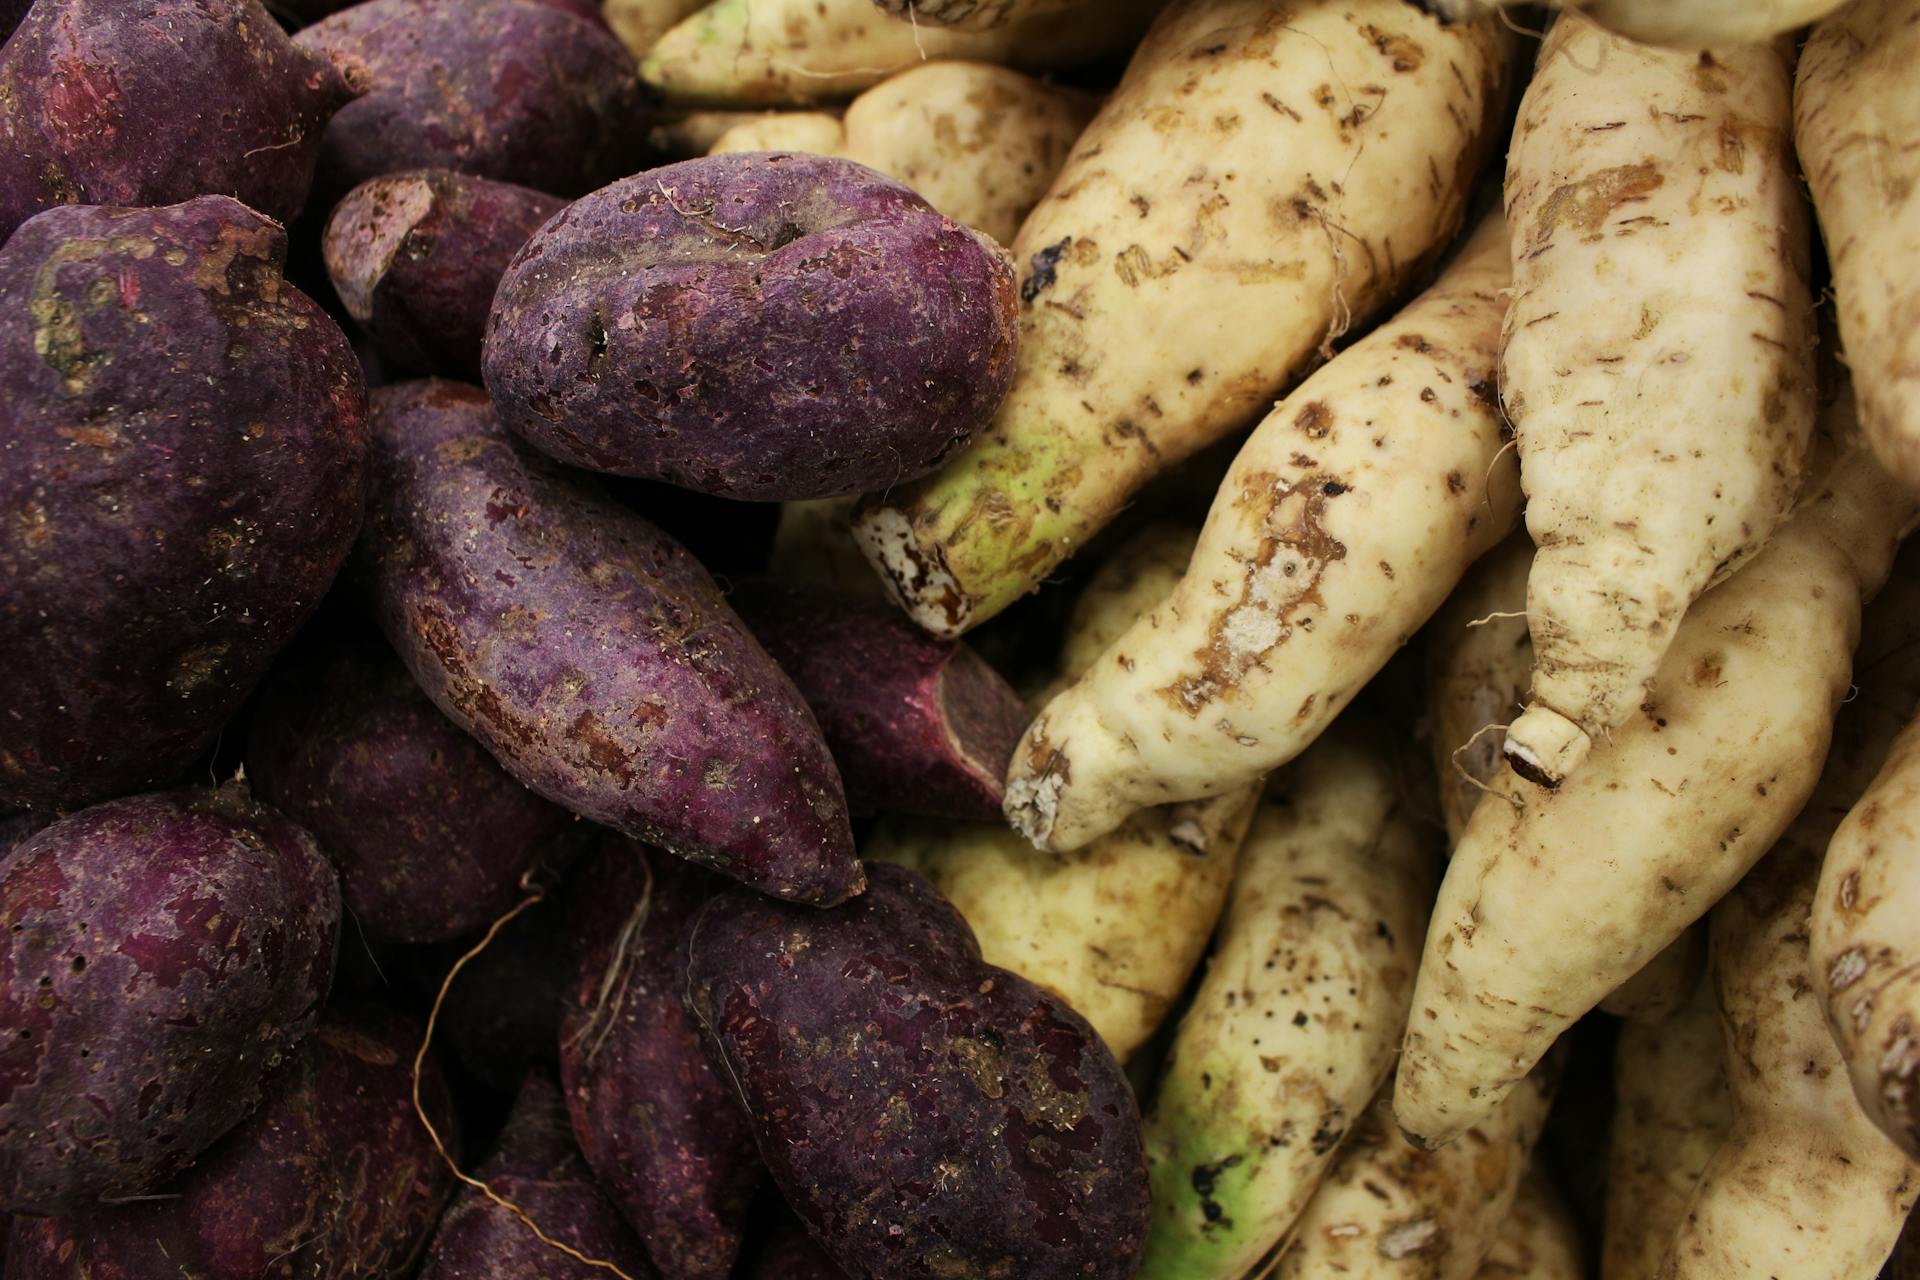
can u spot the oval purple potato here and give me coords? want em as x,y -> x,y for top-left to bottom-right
357,380 -> 862,905
6,1003 -> 458,1279
560,843 -> 760,1280
729,577 -> 1029,820
0,196 -> 370,812
0,0 -> 354,242
248,639 -> 573,945
296,0 -> 645,199
0,787 -> 341,1214
483,152 -> 1020,501
324,170 -> 567,380
419,1073 -> 655,1280
684,863 -> 1150,1280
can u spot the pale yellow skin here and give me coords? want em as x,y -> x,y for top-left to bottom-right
869,0 -> 1087,30
1812,552 -> 1920,1166
1272,1066 -> 1558,1279
850,0 -> 1514,639
1432,0 -> 1848,46
708,113 -> 849,156
712,62 -> 1096,245
1004,213 -> 1521,851
603,0 -> 709,60
1139,719 -> 1439,1280
1798,0 -> 1920,496
1659,785 -> 1920,1279
866,521 -> 1253,1061
639,0 -> 1158,107
1601,976 -> 1730,1280
1478,1170 -> 1589,1280
1427,533 -> 1534,845
1393,414 -> 1919,1150
1598,928 -> 1705,1023
868,790 -> 1257,1062
1498,14 -> 1816,788
648,110 -> 814,158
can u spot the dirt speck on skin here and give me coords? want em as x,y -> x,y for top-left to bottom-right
1529,163 -> 1665,248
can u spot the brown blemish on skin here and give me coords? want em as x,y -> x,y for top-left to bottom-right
1163,473 -> 1347,716
1528,164 -> 1664,251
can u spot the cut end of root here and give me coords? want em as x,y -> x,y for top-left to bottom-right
852,504 -> 972,640
322,174 -> 436,323
1003,767 -> 1064,851
1502,706 -> 1591,789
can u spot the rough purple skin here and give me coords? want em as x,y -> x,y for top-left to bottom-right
0,197 -> 370,812
730,578 -> 1029,820
419,1073 -> 656,1280
5,1003 -> 459,1279
247,640 -> 573,945
684,863 -> 1150,1280
560,841 -> 760,1280
275,0 -> 605,24
749,1217 -> 849,1280
295,0 -> 645,200
0,787 -> 341,1214
356,379 -> 863,905
0,0 -> 354,242
482,152 -> 1021,501
324,171 -> 567,381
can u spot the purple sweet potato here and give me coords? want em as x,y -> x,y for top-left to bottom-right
0,786 -> 340,1213
749,1217 -> 848,1280
729,577 -> 1028,820
419,1073 -> 655,1280
324,170 -> 567,381
482,152 -> 1020,501
6,1003 -> 459,1279
247,639 -> 573,945
560,841 -> 760,1280
683,862 -> 1150,1280
356,379 -> 862,905
0,0 -> 353,242
296,0 -> 645,200
0,196 -> 369,812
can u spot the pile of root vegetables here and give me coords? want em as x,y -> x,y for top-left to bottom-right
2,0 -> 1920,1276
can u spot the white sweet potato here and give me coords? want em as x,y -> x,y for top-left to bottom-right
1271,1064 -> 1558,1279
1003,212 -> 1520,851
640,0 -> 1158,106
1394,401 -> 1917,1150
850,0 -> 1513,638
1138,717 -> 1439,1280
1797,0 -> 1920,496
1497,13 -> 1815,788
1601,978 -> 1730,1280
604,0 -> 708,58
711,63 -> 1095,246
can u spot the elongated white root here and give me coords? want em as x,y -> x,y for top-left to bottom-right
1005,212 -> 1520,851
1394,401 -> 1916,1149
1497,14 -> 1814,787
1424,0 -> 1848,47
1138,718 -> 1439,1280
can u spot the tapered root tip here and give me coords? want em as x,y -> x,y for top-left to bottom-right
1502,705 -> 1591,789
852,504 -> 973,640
